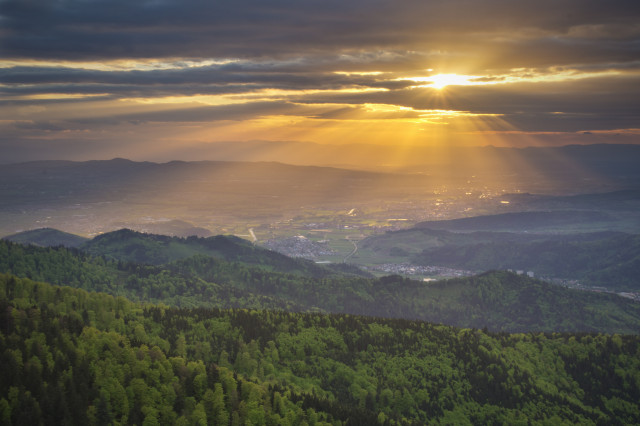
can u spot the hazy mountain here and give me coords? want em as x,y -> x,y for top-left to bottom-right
7,141 -> 639,176
2,145 -> 639,237
361,227 -> 624,256
2,227 -> 88,248
0,158 -> 430,236
413,210 -> 615,232
125,219 -> 214,238
360,225 -> 640,291
410,234 -> 640,291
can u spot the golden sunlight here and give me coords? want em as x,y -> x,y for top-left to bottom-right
396,73 -> 493,90
429,74 -> 474,89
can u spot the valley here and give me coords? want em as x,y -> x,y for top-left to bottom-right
2,147 -> 640,424
3,150 -> 640,296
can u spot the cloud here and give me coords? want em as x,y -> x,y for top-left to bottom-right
2,0 -> 638,64
1,0 -> 639,157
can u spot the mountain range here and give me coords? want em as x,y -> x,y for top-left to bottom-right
2,144 -> 640,237
2,228 -> 640,334
3,223 -> 640,424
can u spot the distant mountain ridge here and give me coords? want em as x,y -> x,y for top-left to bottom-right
81,228 -> 369,278
5,142 -> 640,175
0,158 -> 385,219
2,148 -> 640,237
413,210 -> 614,232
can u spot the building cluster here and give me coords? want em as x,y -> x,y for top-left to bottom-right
365,263 -> 476,279
263,235 -> 335,259
508,269 -> 535,278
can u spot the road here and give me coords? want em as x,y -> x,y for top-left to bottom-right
343,237 -> 358,262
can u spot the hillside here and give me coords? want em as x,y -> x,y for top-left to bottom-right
408,234 -> 640,292
503,189 -> 640,213
410,188 -> 640,234
359,223 -> 640,291
2,238 -> 640,333
80,228 -> 368,278
2,273 -> 640,425
2,227 -> 88,248
360,227 -> 624,257
413,210 -> 615,233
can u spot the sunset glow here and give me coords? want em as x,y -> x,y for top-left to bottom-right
0,0 -> 638,164
415,74 -> 482,89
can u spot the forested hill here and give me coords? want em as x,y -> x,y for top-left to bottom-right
411,232 -> 640,291
80,228 -> 369,278
2,273 -> 640,425
2,227 -> 88,248
360,226 -> 640,291
414,210 -> 614,232
2,238 -> 640,334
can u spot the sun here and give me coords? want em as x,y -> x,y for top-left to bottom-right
398,73 -> 481,89
429,74 -> 473,89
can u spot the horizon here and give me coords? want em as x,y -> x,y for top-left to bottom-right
2,141 -> 640,169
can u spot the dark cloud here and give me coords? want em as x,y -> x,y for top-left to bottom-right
112,100 -> 299,123
3,72 -> 638,133
12,120 -> 71,131
2,0 -> 639,64
0,64 -> 379,92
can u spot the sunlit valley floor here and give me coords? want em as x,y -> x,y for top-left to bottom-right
2,145 -> 640,292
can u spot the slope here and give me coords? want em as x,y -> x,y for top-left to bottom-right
2,273 -> 640,425
359,224 -> 640,291
413,210 -> 615,232
2,227 -> 88,248
80,228 -> 369,278
410,233 -> 640,291
2,238 -> 640,333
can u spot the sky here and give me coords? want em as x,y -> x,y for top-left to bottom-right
1,0 -> 639,163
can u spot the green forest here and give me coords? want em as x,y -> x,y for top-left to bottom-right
361,226 -> 640,291
2,230 -> 640,424
2,235 -> 640,333
2,273 -> 640,425
411,233 -> 640,291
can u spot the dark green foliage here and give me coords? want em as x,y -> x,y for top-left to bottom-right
1,274 -> 640,425
2,228 -> 88,248
2,239 -> 640,333
82,228 -> 371,278
0,274 -> 347,425
364,225 -> 640,290
411,232 -> 640,290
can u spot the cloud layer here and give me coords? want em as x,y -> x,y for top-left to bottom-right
1,0 -> 639,162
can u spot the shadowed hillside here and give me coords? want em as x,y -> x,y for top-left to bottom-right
2,236 -> 640,333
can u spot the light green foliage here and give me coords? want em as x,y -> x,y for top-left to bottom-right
3,273 -> 640,424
